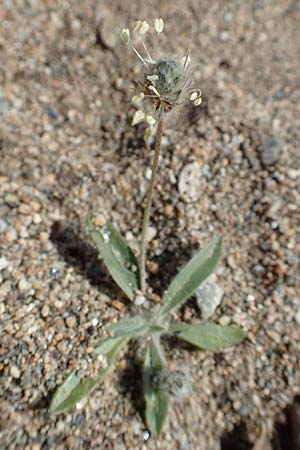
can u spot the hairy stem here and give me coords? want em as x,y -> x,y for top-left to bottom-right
140,116 -> 164,292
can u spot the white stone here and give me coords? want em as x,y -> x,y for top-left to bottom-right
178,162 -> 206,201
196,276 -> 224,319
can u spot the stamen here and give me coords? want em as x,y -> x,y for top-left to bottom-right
148,85 -> 161,97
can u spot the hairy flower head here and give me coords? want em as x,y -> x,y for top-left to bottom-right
121,18 -> 201,134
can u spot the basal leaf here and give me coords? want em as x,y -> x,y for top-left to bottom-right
107,316 -> 147,337
170,322 -> 247,352
143,342 -> 169,435
159,237 -> 222,317
93,335 -> 129,357
105,223 -> 140,276
49,370 -> 103,415
50,336 -> 129,414
88,218 -> 140,301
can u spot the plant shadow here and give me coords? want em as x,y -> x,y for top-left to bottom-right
147,236 -> 199,299
117,341 -> 146,426
50,220 -> 126,301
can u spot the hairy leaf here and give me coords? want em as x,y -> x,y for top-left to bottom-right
159,237 -> 222,317
88,218 -> 140,301
143,342 -> 169,435
170,322 -> 247,352
107,316 -> 147,337
107,316 -> 166,338
50,336 -> 129,414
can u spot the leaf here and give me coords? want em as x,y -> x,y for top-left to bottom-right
88,218 -> 140,301
143,342 -> 169,435
107,316 -> 147,338
159,237 -> 222,317
93,335 -> 129,357
105,223 -> 140,276
50,336 -> 129,414
107,316 -> 166,339
170,322 -> 247,352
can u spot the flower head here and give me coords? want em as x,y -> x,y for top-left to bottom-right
122,18 -> 201,132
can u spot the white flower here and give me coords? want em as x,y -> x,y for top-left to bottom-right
131,93 -> 144,106
154,18 -> 164,34
132,110 -> 145,126
133,20 -> 149,35
190,91 -> 198,101
121,28 -> 130,44
146,115 -> 156,126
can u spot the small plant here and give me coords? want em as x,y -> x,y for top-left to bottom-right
50,19 -> 247,435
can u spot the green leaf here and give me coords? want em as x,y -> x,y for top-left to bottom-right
50,336 -> 129,414
170,322 -> 247,352
159,237 -> 222,317
93,335 -> 129,357
107,316 -> 166,339
107,316 -> 147,337
88,218 -> 140,301
143,343 -> 169,435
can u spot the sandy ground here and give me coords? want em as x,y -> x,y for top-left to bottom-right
0,1 -> 300,449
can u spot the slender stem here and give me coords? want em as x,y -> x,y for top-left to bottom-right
140,115 -> 164,292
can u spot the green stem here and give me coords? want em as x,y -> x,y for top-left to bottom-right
140,115 -> 164,292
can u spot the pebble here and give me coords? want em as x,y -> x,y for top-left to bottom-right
145,226 -> 157,243
0,96 -> 10,115
0,219 -> 8,233
41,305 -> 50,318
65,315 -> 77,328
18,278 -> 29,292
178,162 -> 205,201
33,213 -> 42,224
260,137 -> 283,166
147,261 -> 159,274
287,169 -> 300,180
218,315 -> 231,326
0,257 -> 9,272
10,365 -> 21,379
196,276 -> 224,319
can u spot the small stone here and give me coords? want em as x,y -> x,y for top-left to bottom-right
145,168 -> 152,180
147,261 -> 159,274
91,318 -> 99,327
146,226 -> 157,243
109,300 -> 125,311
287,169 -> 300,180
0,257 -> 9,272
134,294 -> 146,306
6,228 -> 17,242
0,97 -> 10,115
41,305 -> 50,318
39,232 -> 48,242
0,219 -> 8,233
18,279 -> 29,292
94,214 -> 106,227
260,137 -> 283,166
196,276 -> 224,319
33,213 -> 42,224
295,309 -> 300,325
164,204 -> 174,217
219,315 -> 231,326
65,315 -> 77,328
178,162 -> 206,201
10,365 -> 21,379
0,303 -> 5,315
19,203 -> 32,215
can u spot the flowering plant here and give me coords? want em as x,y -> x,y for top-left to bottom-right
50,18 -> 246,436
